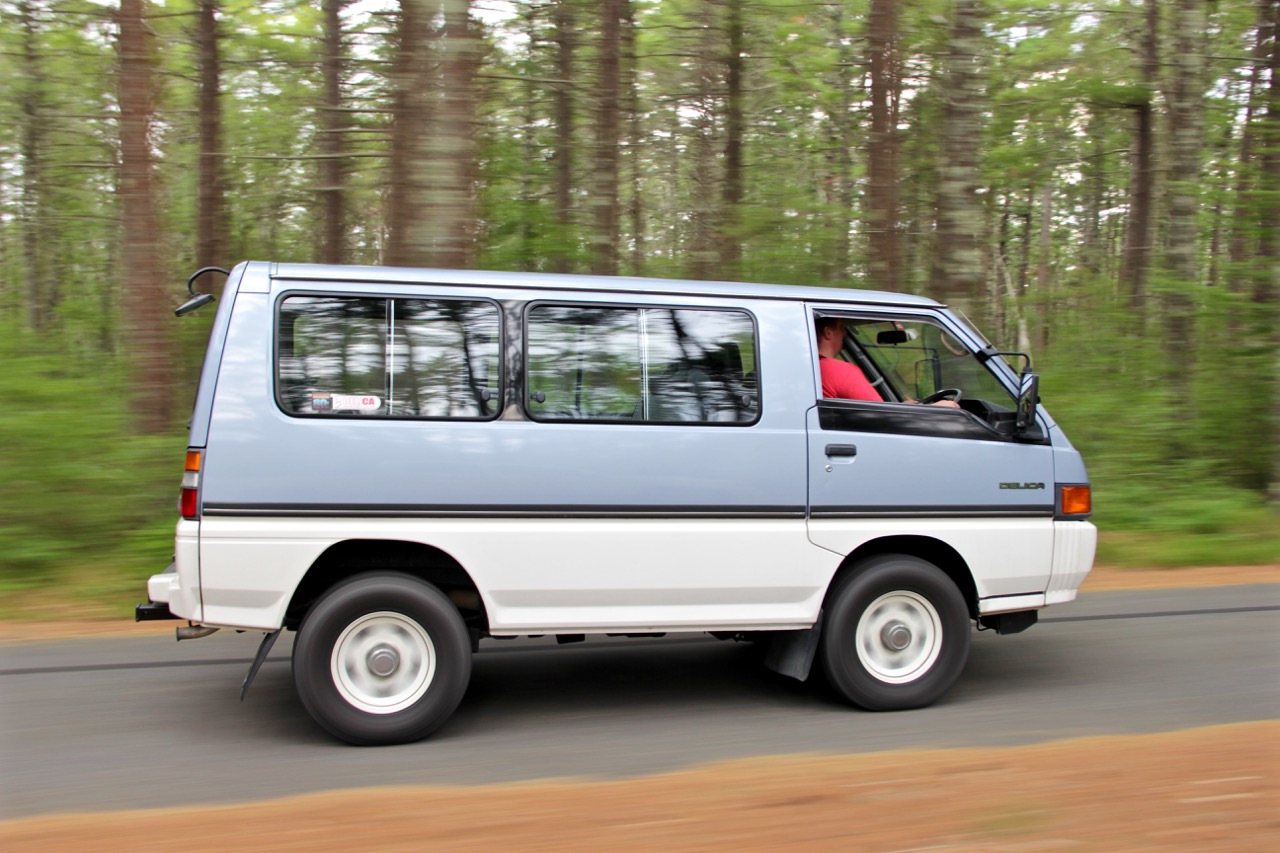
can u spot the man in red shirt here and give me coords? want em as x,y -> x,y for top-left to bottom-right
816,317 -> 960,407
816,317 -> 882,400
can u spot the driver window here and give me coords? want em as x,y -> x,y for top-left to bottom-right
843,317 -> 1015,409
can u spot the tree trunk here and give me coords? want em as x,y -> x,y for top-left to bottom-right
196,0 -> 228,269
1035,183 -> 1053,351
424,0 -> 479,269
118,0 -> 173,429
829,4 -> 855,282
867,0 -> 902,290
384,0 -> 433,267
591,0 -> 622,277
1117,0 -> 1158,313
1255,0 -> 1279,503
930,0 -> 986,316
623,0 -> 645,276
552,0 -> 575,273
18,0 -> 51,331
1160,0 -> 1208,407
317,0 -> 347,264
687,3 -> 719,281
718,0 -> 744,279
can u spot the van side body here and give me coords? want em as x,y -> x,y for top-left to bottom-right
144,262 -> 1095,744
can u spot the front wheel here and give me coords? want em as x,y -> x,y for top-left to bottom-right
820,555 -> 970,711
293,573 -> 472,745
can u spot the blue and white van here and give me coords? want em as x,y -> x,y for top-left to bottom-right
140,262 -> 1095,744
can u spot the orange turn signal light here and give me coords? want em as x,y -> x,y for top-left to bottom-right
1059,485 -> 1092,516
185,450 -> 202,472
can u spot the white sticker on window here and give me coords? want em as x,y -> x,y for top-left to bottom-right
312,393 -> 382,412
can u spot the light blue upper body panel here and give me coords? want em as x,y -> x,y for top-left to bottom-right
191,262 -> 1083,515
267,262 -> 947,310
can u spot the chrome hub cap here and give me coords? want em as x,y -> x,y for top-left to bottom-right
367,645 -> 400,677
331,612 -> 436,714
855,591 -> 943,684
881,621 -> 912,651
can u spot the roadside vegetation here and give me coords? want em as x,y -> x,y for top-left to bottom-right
2,1 -> 1276,618
1,306 -> 1275,621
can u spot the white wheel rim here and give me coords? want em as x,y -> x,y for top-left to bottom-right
854,591 -> 943,684
331,611 -> 436,714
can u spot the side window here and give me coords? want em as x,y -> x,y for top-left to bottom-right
847,318 -> 1012,407
277,295 -> 501,419
526,305 -> 758,424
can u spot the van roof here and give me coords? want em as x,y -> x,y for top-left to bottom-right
268,263 -> 944,309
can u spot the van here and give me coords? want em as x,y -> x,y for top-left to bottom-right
139,262 -> 1096,745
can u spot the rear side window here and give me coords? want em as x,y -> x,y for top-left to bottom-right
526,305 -> 758,424
277,295 -> 501,419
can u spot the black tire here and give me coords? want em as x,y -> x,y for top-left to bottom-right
820,554 -> 970,711
293,572 -> 472,745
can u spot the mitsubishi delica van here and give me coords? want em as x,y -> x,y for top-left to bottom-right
139,262 -> 1096,745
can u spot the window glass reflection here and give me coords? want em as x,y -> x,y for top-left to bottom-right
278,296 -> 500,419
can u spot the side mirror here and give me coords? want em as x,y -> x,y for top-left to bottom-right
176,266 -> 228,317
1016,371 -> 1039,432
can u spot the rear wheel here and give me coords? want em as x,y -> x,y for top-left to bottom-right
293,573 -> 471,745
820,554 -> 970,710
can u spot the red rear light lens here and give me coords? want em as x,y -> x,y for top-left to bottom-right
180,449 -> 202,520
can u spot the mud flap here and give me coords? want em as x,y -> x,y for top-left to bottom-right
762,611 -> 822,681
241,629 -> 281,701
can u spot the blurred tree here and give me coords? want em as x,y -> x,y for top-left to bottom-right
316,0 -> 348,264
118,0 -> 174,427
867,0 -> 902,290
930,0 -> 987,315
591,0 -> 622,276
196,0 -> 228,269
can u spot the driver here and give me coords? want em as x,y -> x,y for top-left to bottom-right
816,317 -> 959,408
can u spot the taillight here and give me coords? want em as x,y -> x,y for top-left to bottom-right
180,449 -> 202,520
1058,484 -> 1092,518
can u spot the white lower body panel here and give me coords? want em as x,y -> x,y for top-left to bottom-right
186,515 -> 1096,632
194,517 -> 839,632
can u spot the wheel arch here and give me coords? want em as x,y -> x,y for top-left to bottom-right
284,539 -> 487,633
829,535 -> 978,620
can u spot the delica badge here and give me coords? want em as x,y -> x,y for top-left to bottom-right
311,393 -> 382,413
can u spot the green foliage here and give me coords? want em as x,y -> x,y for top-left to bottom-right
0,0 -> 1277,616
0,328 -> 181,601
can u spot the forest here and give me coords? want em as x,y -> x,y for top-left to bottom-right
0,0 -> 1276,613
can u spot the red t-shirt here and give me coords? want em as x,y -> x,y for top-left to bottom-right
820,357 -> 881,401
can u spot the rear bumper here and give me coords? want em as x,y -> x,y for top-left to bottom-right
141,522 -> 203,622
137,562 -> 179,621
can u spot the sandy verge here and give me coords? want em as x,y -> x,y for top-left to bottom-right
2,722 -> 1276,851
2,564 -> 1275,642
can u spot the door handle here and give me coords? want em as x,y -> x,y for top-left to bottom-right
825,444 -> 857,458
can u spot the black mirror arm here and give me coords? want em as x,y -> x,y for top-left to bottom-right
176,266 -> 229,317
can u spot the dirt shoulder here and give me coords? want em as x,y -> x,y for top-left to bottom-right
3,722 -> 1276,851
2,564 -> 1275,642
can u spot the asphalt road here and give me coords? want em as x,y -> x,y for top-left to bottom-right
2,584 -> 1277,820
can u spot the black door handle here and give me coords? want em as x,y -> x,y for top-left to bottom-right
825,444 -> 857,457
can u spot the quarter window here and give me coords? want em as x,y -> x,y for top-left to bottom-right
526,305 -> 758,424
277,295 -> 501,419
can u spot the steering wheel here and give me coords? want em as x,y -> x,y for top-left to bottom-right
918,388 -> 962,405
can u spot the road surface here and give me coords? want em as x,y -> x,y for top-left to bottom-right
2,584 -> 1277,819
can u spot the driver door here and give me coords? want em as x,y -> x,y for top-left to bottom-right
805,306 -> 1057,599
